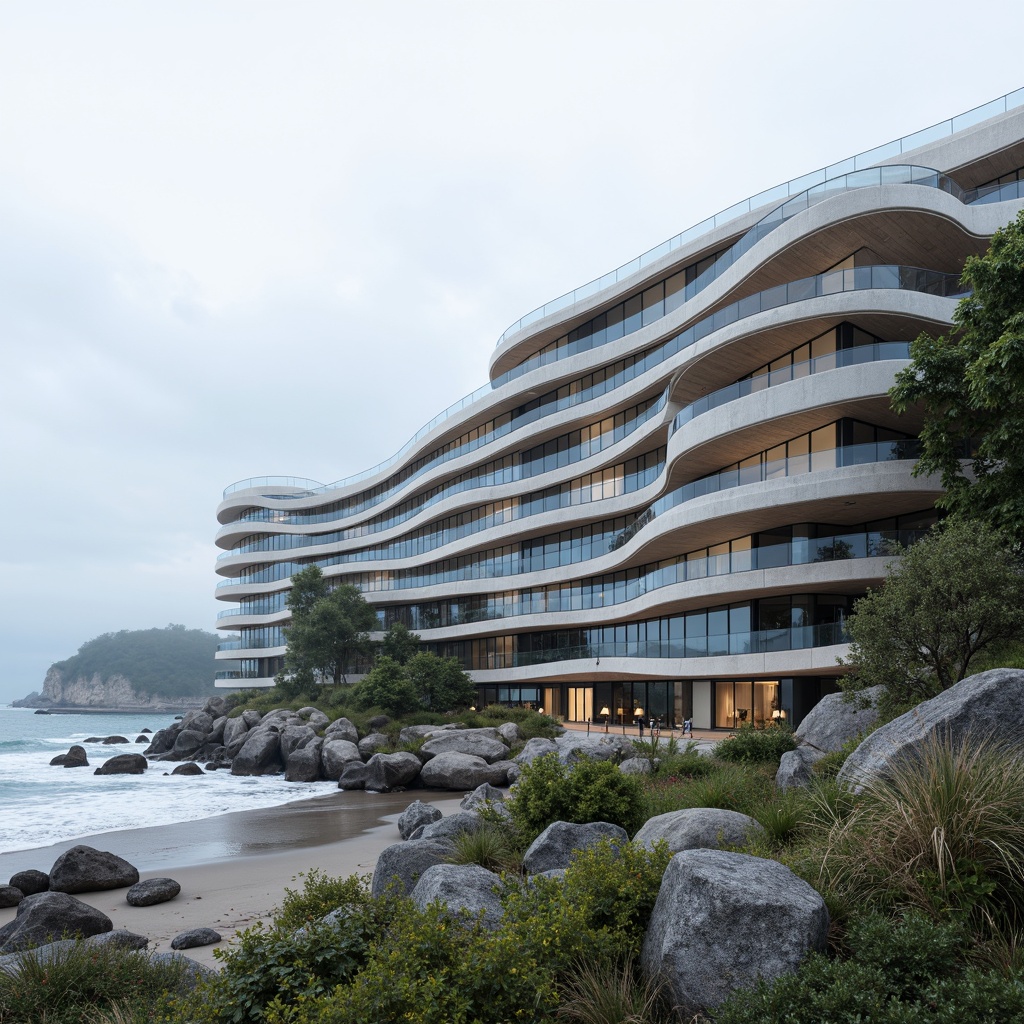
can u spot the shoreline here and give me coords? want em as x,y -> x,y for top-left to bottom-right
0,788 -> 465,968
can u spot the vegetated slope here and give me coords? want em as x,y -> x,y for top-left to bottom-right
48,624 -> 219,699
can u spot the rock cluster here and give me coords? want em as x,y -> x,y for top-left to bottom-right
1,843 -> 219,986
131,699 -> 639,790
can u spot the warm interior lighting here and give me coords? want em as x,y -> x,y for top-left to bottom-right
600,706 -> 610,717
634,707 -> 644,717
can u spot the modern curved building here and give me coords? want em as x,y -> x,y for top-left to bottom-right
215,91 -> 1024,730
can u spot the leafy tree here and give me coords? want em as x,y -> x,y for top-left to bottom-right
840,520 -> 1024,716
350,656 -> 422,716
281,569 -> 379,691
380,622 -> 420,664
891,210 -> 1024,546
406,652 -> 476,711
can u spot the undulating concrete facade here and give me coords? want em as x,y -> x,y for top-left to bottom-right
215,91 -> 1024,729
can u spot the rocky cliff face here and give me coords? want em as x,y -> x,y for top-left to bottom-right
14,668 -> 200,710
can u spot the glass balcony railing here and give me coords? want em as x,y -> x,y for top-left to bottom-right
503,621 -> 851,669
495,87 -> 1024,346
217,441 -> 921,592
612,440 -> 922,553
397,526 -> 926,631
671,341 -> 912,435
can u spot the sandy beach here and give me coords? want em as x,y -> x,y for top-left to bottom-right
0,789 -> 465,968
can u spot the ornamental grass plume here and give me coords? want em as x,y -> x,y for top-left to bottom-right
813,732 -> 1024,933
556,955 -> 672,1024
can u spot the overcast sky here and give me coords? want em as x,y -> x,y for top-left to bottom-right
1,1 -> 1021,702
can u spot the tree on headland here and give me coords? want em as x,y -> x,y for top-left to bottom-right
891,210 -> 1024,546
840,520 -> 1024,717
278,567 -> 379,695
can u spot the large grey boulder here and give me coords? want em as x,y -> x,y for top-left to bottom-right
838,668 -> 1024,793
398,723 -> 459,743
417,812 -> 484,842
280,724 -> 318,763
94,753 -> 148,775
9,870 -> 48,896
321,739 -> 363,780
633,808 -> 765,854
241,709 -> 263,729
775,747 -> 821,791
0,886 -> 23,908
0,892 -> 113,952
143,726 -> 179,756
410,863 -> 505,929
420,732 -> 510,763
514,737 -> 558,765
221,715 -> 250,750
460,783 -> 505,811
398,799 -> 443,840
148,951 -> 217,991
619,757 -> 653,775
418,752 -> 508,790
554,733 -> 633,764
50,745 -> 89,767
371,838 -> 455,897
285,740 -> 324,782
364,751 -> 422,792
171,762 -> 204,776
126,878 -> 181,906
49,846 -> 140,893
358,732 -> 391,758
295,706 -> 330,730
338,761 -> 369,790
231,727 -> 284,776
180,710 -> 214,736
172,729 -> 207,757
496,722 -> 523,745
795,685 -> 883,754
522,821 -> 628,875
324,717 -> 359,744
642,850 -> 829,1012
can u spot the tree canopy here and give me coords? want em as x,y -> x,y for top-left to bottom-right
380,622 -> 421,664
352,652 -> 476,716
840,520 -> 1024,716
891,210 -> 1024,546
280,567 -> 379,694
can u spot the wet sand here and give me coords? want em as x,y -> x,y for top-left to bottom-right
0,789 -> 464,968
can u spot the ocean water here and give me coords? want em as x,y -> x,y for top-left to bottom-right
0,706 -> 338,854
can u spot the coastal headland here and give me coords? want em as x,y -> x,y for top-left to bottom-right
0,789 -> 463,968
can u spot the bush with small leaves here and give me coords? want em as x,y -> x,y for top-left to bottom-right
713,912 -> 1024,1024
506,753 -> 646,840
715,722 -> 796,763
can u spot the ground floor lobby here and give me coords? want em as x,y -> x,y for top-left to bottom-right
473,676 -> 841,731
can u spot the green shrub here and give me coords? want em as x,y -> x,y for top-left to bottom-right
714,912 -> 1024,1024
191,911 -> 385,1023
506,753 -> 646,839
715,722 -> 796,763
812,733 -> 865,779
638,765 -> 774,819
0,940 -> 194,1024
470,703 -> 561,739
273,868 -> 369,932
